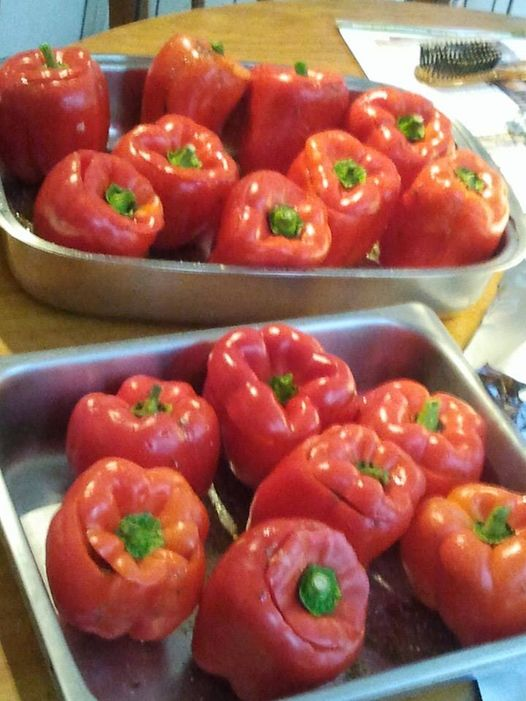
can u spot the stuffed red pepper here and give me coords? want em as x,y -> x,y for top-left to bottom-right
238,61 -> 350,175
208,169 -> 331,268
203,323 -> 357,488
288,130 -> 401,265
46,457 -> 209,641
249,423 -> 426,566
346,86 -> 454,190
33,150 -> 164,257
380,148 -> 510,267
192,517 -> 369,701
357,378 -> 486,496
65,374 -> 220,496
401,482 -> 526,645
113,113 -> 238,251
0,44 -> 109,183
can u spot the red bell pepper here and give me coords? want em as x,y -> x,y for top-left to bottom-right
141,34 -> 250,135
33,149 -> 164,257
287,129 -> 401,266
357,379 -> 486,497
203,323 -> 357,488
65,374 -> 220,496
113,114 -> 239,251
346,86 -> 455,190
401,482 -> 526,645
208,169 -> 331,268
0,44 -> 109,184
46,457 -> 209,641
192,517 -> 369,701
248,423 -> 426,567
238,61 -> 350,175
380,148 -> 510,267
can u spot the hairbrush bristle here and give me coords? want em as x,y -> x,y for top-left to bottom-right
419,40 -> 502,78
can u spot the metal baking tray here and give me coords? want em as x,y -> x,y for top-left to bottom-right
1,302 -> 526,701
0,54 -> 525,325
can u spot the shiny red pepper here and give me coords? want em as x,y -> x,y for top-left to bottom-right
401,482 -> 526,645
238,62 -> 350,175
357,379 -> 486,497
141,34 -> 250,135
0,44 -> 109,184
113,114 -> 239,251
192,517 -> 369,701
46,457 -> 209,641
346,86 -> 455,190
380,148 -> 510,267
248,423 -> 426,567
33,149 -> 164,257
203,323 -> 357,488
288,130 -> 401,265
65,374 -> 220,496
208,170 -> 331,268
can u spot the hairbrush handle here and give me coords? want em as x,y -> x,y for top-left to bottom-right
415,62 -> 526,87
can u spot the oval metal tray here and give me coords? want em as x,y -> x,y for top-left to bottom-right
0,54 -> 524,325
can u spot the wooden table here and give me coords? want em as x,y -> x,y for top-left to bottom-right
0,1 -> 525,699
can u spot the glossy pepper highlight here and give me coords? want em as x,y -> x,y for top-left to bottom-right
45,457 -> 209,641
33,150 -> 164,257
0,44 -> 109,183
401,483 -> 526,646
357,378 -> 486,496
192,517 -> 369,701
203,323 -> 357,488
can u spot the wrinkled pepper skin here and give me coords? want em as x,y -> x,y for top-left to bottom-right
203,323 -> 357,488
192,517 -> 369,701
357,379 -> 486,497
401,483 -> 526,646
238,62 -> 350,175
248,423 -> 426,567
46,457 -> 209,641
346,86 -> 455,190
380,148 -> 510,267
65,374 -> 220,496
0,45 -> 109,184
113,114 -> 238,250
208,170 -> 331,268
33,150 -> 164,257
141,34 -> 250,134
287,130 -> 401,265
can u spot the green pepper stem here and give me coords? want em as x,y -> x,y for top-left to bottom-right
39,43 -> 64,69
166,144 -> 202,169
396,114 -> 425,142
455,167 -> 485,193
474,505 -> 515,546
356,460 -> 390,487
268,372 -> 298,405
298,564 -> 342,617
268,204 -> 303,239
416,399 -> 441,432
105,183 -> 137,217
334,159 -> 367,189
211,41 -> 225,55
116,512 -> 165,560
294,61 -> 308,76
131,384 -> 172,417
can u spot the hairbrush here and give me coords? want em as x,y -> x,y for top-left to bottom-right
415,40 -> 526,87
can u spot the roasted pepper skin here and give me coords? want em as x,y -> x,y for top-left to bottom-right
33,150 -> 164,257
0,46 -> 109,184
141,33 -> 250,135
208,170 -> 331,268
356,379 -> 486,497
203,323 -> 357,488
113,114 -> 239,251
46,457 -> 209,641
238,63 -> 350,175
192,517 -> 369,701
346,86 -> 454,190
401,483 -> 526,645
380,148 -> 510,267
248,423 -> 426,566
65,374 -> 220,496
288,130 -> 401,265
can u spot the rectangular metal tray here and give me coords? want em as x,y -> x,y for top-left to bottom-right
0,54 -> 525,325
1,302 -> 526,701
